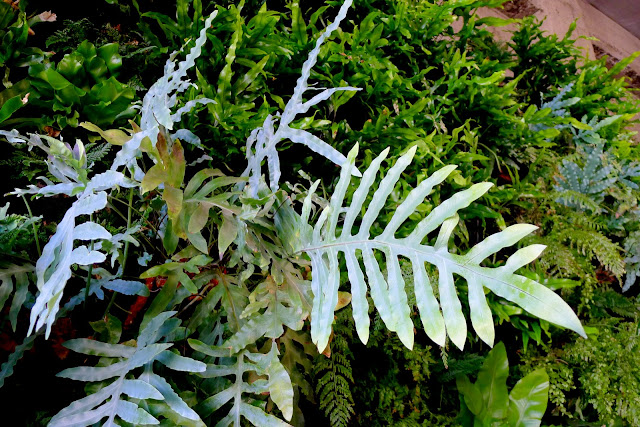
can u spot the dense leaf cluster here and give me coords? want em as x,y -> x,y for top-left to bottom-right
0,0 -> 639,426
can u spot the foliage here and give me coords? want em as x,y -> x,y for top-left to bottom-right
457,342 -> 549,426
523,319 -> 640,425
50,311 -> 207,426
27,40 -> 136,128
298,143 -> 583,353
1,0 -> 640,425
313,310 -> 355,427
0,1 -> 55,124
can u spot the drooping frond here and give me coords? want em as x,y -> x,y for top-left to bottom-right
313,326 -> 354,427
292,144 -> 585,351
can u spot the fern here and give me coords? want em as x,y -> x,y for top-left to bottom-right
618,161 -> 640,190
111,11 -> 218,170
592,289 -> 639,318
291,144 -> 585,351
525,235 -> 584,278
241,0 -> 360,197
0,10 -> 221,337
623,231 -> 640,291
571,114 -> 624,145
554,144 -> 616,212
0,263 -> 33,332
51,311 -> 206,426
313,321 -> 354,427
530,83 -> 579,132
221,276 -> 307,354
0,203 -> 41,254
85,141 -> 112,165
188,340 -> 294,426
557,228 -> 625,278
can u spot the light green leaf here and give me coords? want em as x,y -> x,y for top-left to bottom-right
508,368 -> 549,427
475,341 -> 509,423
265,345 -> 294,421
141,164 -> 168,194
156,350 -> 206,372
63,339 -> 136,358
218,212 -> 238,258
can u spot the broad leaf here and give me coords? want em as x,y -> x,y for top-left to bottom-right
508,368 -> 549,427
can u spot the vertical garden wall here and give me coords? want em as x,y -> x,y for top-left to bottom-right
0,0 -> 639,425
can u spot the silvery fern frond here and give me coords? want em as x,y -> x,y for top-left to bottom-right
242,0 -> 360,197
554,144 -> 616,212
5,11 -> 219,338
111,11 -> 218,171
51,312 -> 206,427
188,341 -> 293,426
294,145 -> 585,352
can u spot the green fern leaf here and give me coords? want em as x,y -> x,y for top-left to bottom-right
558,228 -> 625,277
296,144 -> 585,351
313,331 -> 354,427
0,263 -> 33,332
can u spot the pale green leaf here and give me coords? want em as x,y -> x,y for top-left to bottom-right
508,368 -> 549,427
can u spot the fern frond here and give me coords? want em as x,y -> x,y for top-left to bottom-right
558,228 -> 625,277
51,312 -> 206,426
623,231 -> 640,292
0,263 -> 34,332
313,333 -> 354,427
189,341 -> 294,426
111,11 -> 218,169
221,276 -> 308,353
525,235 -> 584,278
554,144 -> 617,212
241,0 -> 360,196
293,144 -> 585,352
593,290 -> 639,318
85,142 -> 111,165
562,211 -> 607,231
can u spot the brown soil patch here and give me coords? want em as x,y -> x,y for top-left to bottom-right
501,0 -> 540,19
593,44 -> 640,92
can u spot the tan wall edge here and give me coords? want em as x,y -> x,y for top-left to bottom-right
479,0 -> 640,75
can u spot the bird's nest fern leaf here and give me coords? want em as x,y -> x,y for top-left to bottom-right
292,144 -> 586,352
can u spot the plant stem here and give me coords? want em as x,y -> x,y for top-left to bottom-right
21,195 -> 41,257
104,186 -> 134,317
107,194 -> 159,234
106,200 -> 164,257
